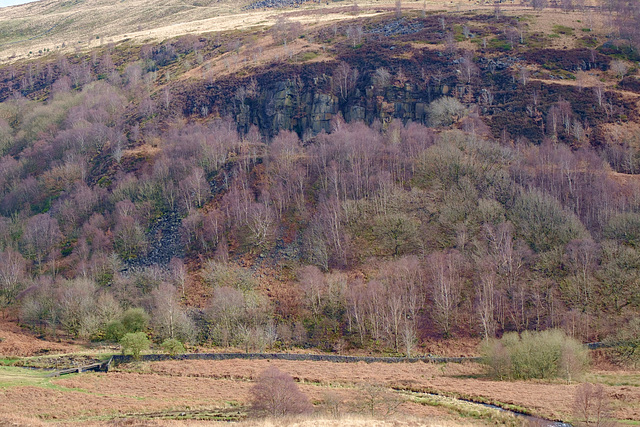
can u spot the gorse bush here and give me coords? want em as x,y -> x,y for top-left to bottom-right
482,329 -> 588,380
104,308 -> 150,342
121,308 -> 150,333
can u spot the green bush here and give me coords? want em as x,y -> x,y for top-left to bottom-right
510,189 -> 587,253
481,329 -> 588,381
121,308 -> 150,333
120,332 -> 150,359
161,338 -> 185,356
604,213 -> 640,248
105,320 -> 126,342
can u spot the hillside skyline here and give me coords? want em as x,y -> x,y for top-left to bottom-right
0,0 -> 38,8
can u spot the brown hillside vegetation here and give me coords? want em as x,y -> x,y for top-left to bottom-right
0,0 -> 602,62
1,0 -> 640,350
0,319 -> 77,357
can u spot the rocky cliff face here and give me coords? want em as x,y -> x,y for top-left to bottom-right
172,44 -> 629,143
239,79 -> 445,137
178,64 -> 449,138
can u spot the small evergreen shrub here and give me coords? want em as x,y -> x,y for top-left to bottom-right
161,338 -> 185,356
120,332 -> 150,360
105,320 -> 126,342
121,308 -> 150,333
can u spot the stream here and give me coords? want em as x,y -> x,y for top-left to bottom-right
404,389 -> 572,427
473,399 -> 572,427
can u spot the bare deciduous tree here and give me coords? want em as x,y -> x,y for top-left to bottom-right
594,84 -> 605,108
459,51 -> 479,84
169,257 -> 187,297
250,366 -> 313,417
0,248 -> 26,313
477,262 -> 497,341
427,250 -> 464,337
151,283 -> 194,342
346,25 -> 364,48
610,59 -> 629,79
372,67 -> 391,93
246,200 -> 275,251
573,383 -> 613,427
359,382 -> 403,417
22,213 -> 62,269
333,61 -> 359,100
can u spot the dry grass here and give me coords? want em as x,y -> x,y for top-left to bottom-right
180,34 -> 330,85
0,356 -> 638,425
0,0 -> 383,62
232,414 -> 475,427
0,0 -> 598,63
0,318 -> 78,357
0,365 -> 451,425
137,359 -> 640,422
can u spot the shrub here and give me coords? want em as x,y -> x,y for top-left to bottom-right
161,338 -> 185,356
121,308 -> 149,333
511,189 -> 587,253
120,332 -> 150,359
604,213 -> 640,248
427,97 -> 467,127
250,366 -> 313,417
481,329 -> 588,380
105,320 -> 126,342
202,260 -> 256,291
359,382 -> 402,417
482,339 -> 512,380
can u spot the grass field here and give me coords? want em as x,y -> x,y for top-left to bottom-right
0,357 -> 638,425
0,320 -> 638,425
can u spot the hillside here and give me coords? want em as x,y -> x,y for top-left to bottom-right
0,0 -> 411,62
0,0 -> 639,370
0,0 -> 250,60
1,0 -> 640,425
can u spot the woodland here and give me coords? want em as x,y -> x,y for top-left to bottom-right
0,0 -> 639,364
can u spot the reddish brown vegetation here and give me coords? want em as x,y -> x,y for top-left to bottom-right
0,319 -> 77,357
140,359 -> 638,421
250,366 -> 313,417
